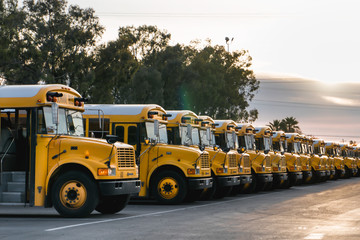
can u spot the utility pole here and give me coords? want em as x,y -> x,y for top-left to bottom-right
225,37 -> 234,52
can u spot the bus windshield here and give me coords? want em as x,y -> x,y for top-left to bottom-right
145,121 -> 168,144
244,135 -> 255,150
192,127 -> 200,145
226,132 -> 236,149
180,125 -> 192,146
264,137 -> 272,151
200,128 -> 214,147
294,142 -> 301,154
42,107 -> 84,136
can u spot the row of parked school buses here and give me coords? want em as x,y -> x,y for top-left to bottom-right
0,84 -> 359,217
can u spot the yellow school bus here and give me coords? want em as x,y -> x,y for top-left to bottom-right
284,133 -> 303,186
306,136 -> 326,182
198,116 -> 252,196
83,104 -> 212,204
166,111 -> 241,199
0,85 -> 140,217
270,131 -> 291,187
236,123 -> 273,192
254,129 -> 287,188
353,145 -> 360,177
339,143 -> 357,178
324,141 -> 345,179
313,139 -> 332,181
297,135 -> 313,183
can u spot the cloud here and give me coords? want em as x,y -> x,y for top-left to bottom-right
322,96 -> 360,107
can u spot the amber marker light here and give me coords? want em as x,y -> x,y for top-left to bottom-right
98,168 -> 116,176
187,168 -> 196,175
85,150 -> 90,159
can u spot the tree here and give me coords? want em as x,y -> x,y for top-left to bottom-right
268,117 -> 301,133
0,0 -> 104,95
282,117 -> 301,133
267,119 -> 283,131
179,42 -> 259,121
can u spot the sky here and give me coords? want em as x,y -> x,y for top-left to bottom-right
67,0 -> 360,142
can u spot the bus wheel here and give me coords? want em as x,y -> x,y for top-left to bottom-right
244,173 -> 257,193
52,171 -> 98,217
152,171 -> 187,204
96,195 -> 130,214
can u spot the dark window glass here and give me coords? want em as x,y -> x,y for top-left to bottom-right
115,126 -> 125,143
128,126 -> 137,145
88,118 -> 109,138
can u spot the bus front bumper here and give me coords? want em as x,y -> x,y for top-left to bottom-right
188,177 -> 213,190
289,171 -> 303,181
273,172 -> 288,182
315,170 -> 326,178
216,175 -> 241,187
98,179 -> 141,196
257,174 -> 273,183
239,174 -> 252,184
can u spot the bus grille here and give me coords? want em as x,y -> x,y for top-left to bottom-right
228,154 -> 237,168
281,156 -> 286,167
117,148 -> 136,168
200,153 -> 210,169
296,157 -> 301,167
243,155 -> 250,168
265,156 -> 271,167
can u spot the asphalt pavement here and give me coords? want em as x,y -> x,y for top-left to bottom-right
1,177 -> 360,240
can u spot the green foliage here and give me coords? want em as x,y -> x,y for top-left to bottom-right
1,1 -> 259,122
268,117 -> 301,133
0,0 -> 104,95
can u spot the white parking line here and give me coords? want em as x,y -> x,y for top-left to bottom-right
45,194 -> 264,232
304,233 -> 324,239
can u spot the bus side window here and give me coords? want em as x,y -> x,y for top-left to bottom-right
115,126 -> 125,143
128,126 -> 137,145
37,108 -> 47,134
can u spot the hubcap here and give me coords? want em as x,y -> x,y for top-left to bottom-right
157,177 -> 179,199
59,180 -> 87,209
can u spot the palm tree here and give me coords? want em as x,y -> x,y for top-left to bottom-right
281,117 -> 301,133
267,119 -> 283,131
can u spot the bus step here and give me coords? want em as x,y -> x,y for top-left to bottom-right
1,192 -> 25,203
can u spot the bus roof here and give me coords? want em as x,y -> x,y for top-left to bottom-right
0,84 -> 83,109
235,123 -> 254,135
84,104 -> 166,122
167,110 -> 198,121
214,120 -> 237,132
254,126 -> 271,137
198,115 -> 215,124
272,131 -> 285,141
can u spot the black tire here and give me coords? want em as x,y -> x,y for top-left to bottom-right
52,171 -> 99,218
344,166 -> 351,178
311,169 -> 320,183
95,195 -> 130,214
281,179 -> 290,189
151,170 -> 187,204
264,181 -> 273,191
184,189 -> 203,202
213,186 -> 232,199
199,176 -> 216,200
243,173 -> 257,193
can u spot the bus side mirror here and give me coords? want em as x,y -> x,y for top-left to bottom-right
264,149 -> 270,154
51,102 -> 59,125
223,147 -> 230,153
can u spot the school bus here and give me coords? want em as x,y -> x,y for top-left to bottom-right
297,135 -> 313,183
0,85 -> 140,217
166,111 -> 241,199
236,123 -> 273,192
83,104 -> 212,204
339,143 -> 357,178
198,116 -> 252,196
313,139 -> 332,181
324,141 -> 345,179
305,136 -> 326,182
353,145 -> 360,177
283,133 -> 303,186
254,127 -> 287,189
